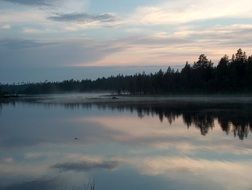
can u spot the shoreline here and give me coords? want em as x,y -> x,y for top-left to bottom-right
2,93 -> 252,105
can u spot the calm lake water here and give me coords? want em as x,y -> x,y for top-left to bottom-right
0,94 -> 252,190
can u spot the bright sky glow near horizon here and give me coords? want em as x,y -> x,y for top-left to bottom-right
1,0 -> 252,82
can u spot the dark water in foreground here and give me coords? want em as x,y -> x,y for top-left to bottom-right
0,95 -> 252,190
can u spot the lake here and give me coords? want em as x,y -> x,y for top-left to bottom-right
0,94 -> 252,190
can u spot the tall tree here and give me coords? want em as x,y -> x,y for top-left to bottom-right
191,54 -> 214,90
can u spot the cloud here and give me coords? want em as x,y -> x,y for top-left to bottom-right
2,157 -> 14,163
1,0 -> 252,73
53,0 -> 88,13
3,0 -> 50,6
48,12 -> 117,24
89,23 -> 252,66
0,38 -> 123,69
51,160 -> 119,172
3,0 -> 90,19
1,24 -> 11,29
22,28 -> 43,34
0,39 -> 52,49
129,0 -> 252,25
0,9 -> 47,25
119,34 -> 192,46
174,24 -> 252,47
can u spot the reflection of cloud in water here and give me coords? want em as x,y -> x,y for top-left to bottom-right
0,117 -> 123,149
75,102 -> 252,140
52,160 -> 119,172
135,156 -> 252,190
0,177 -> 60,190
82,116 -> 252,155
0,159 -> 50,187
1,100 -> 252,190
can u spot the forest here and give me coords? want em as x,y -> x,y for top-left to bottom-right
1,49 -> 252,95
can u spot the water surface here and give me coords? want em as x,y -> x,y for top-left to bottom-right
0,94 -> 252,190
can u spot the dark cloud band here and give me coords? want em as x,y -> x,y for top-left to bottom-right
3,0 -> 50,6
0,39 -> 51,49
51,160 -> 119,172
48,13 -> 116,23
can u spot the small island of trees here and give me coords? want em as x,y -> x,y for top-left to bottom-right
1,49 -> 252,95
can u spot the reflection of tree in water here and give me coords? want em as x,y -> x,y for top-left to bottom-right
183,111 -> 251,140
60,102 -> 251,140
217,111 -> 252,140
91,102 -> 252,140
2,99 -> 252,140
183,112 -> 215,136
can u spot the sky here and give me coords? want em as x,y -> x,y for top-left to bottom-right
1,0 -> 252,83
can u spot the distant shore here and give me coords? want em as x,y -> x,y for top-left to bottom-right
0,94 -> 19,99
2,93 -> 252,105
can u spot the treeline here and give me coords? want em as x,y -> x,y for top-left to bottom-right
0,86 -> 6,97
2,49 -> 252,94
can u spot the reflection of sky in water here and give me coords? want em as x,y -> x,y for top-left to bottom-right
0,102 -> 252,190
